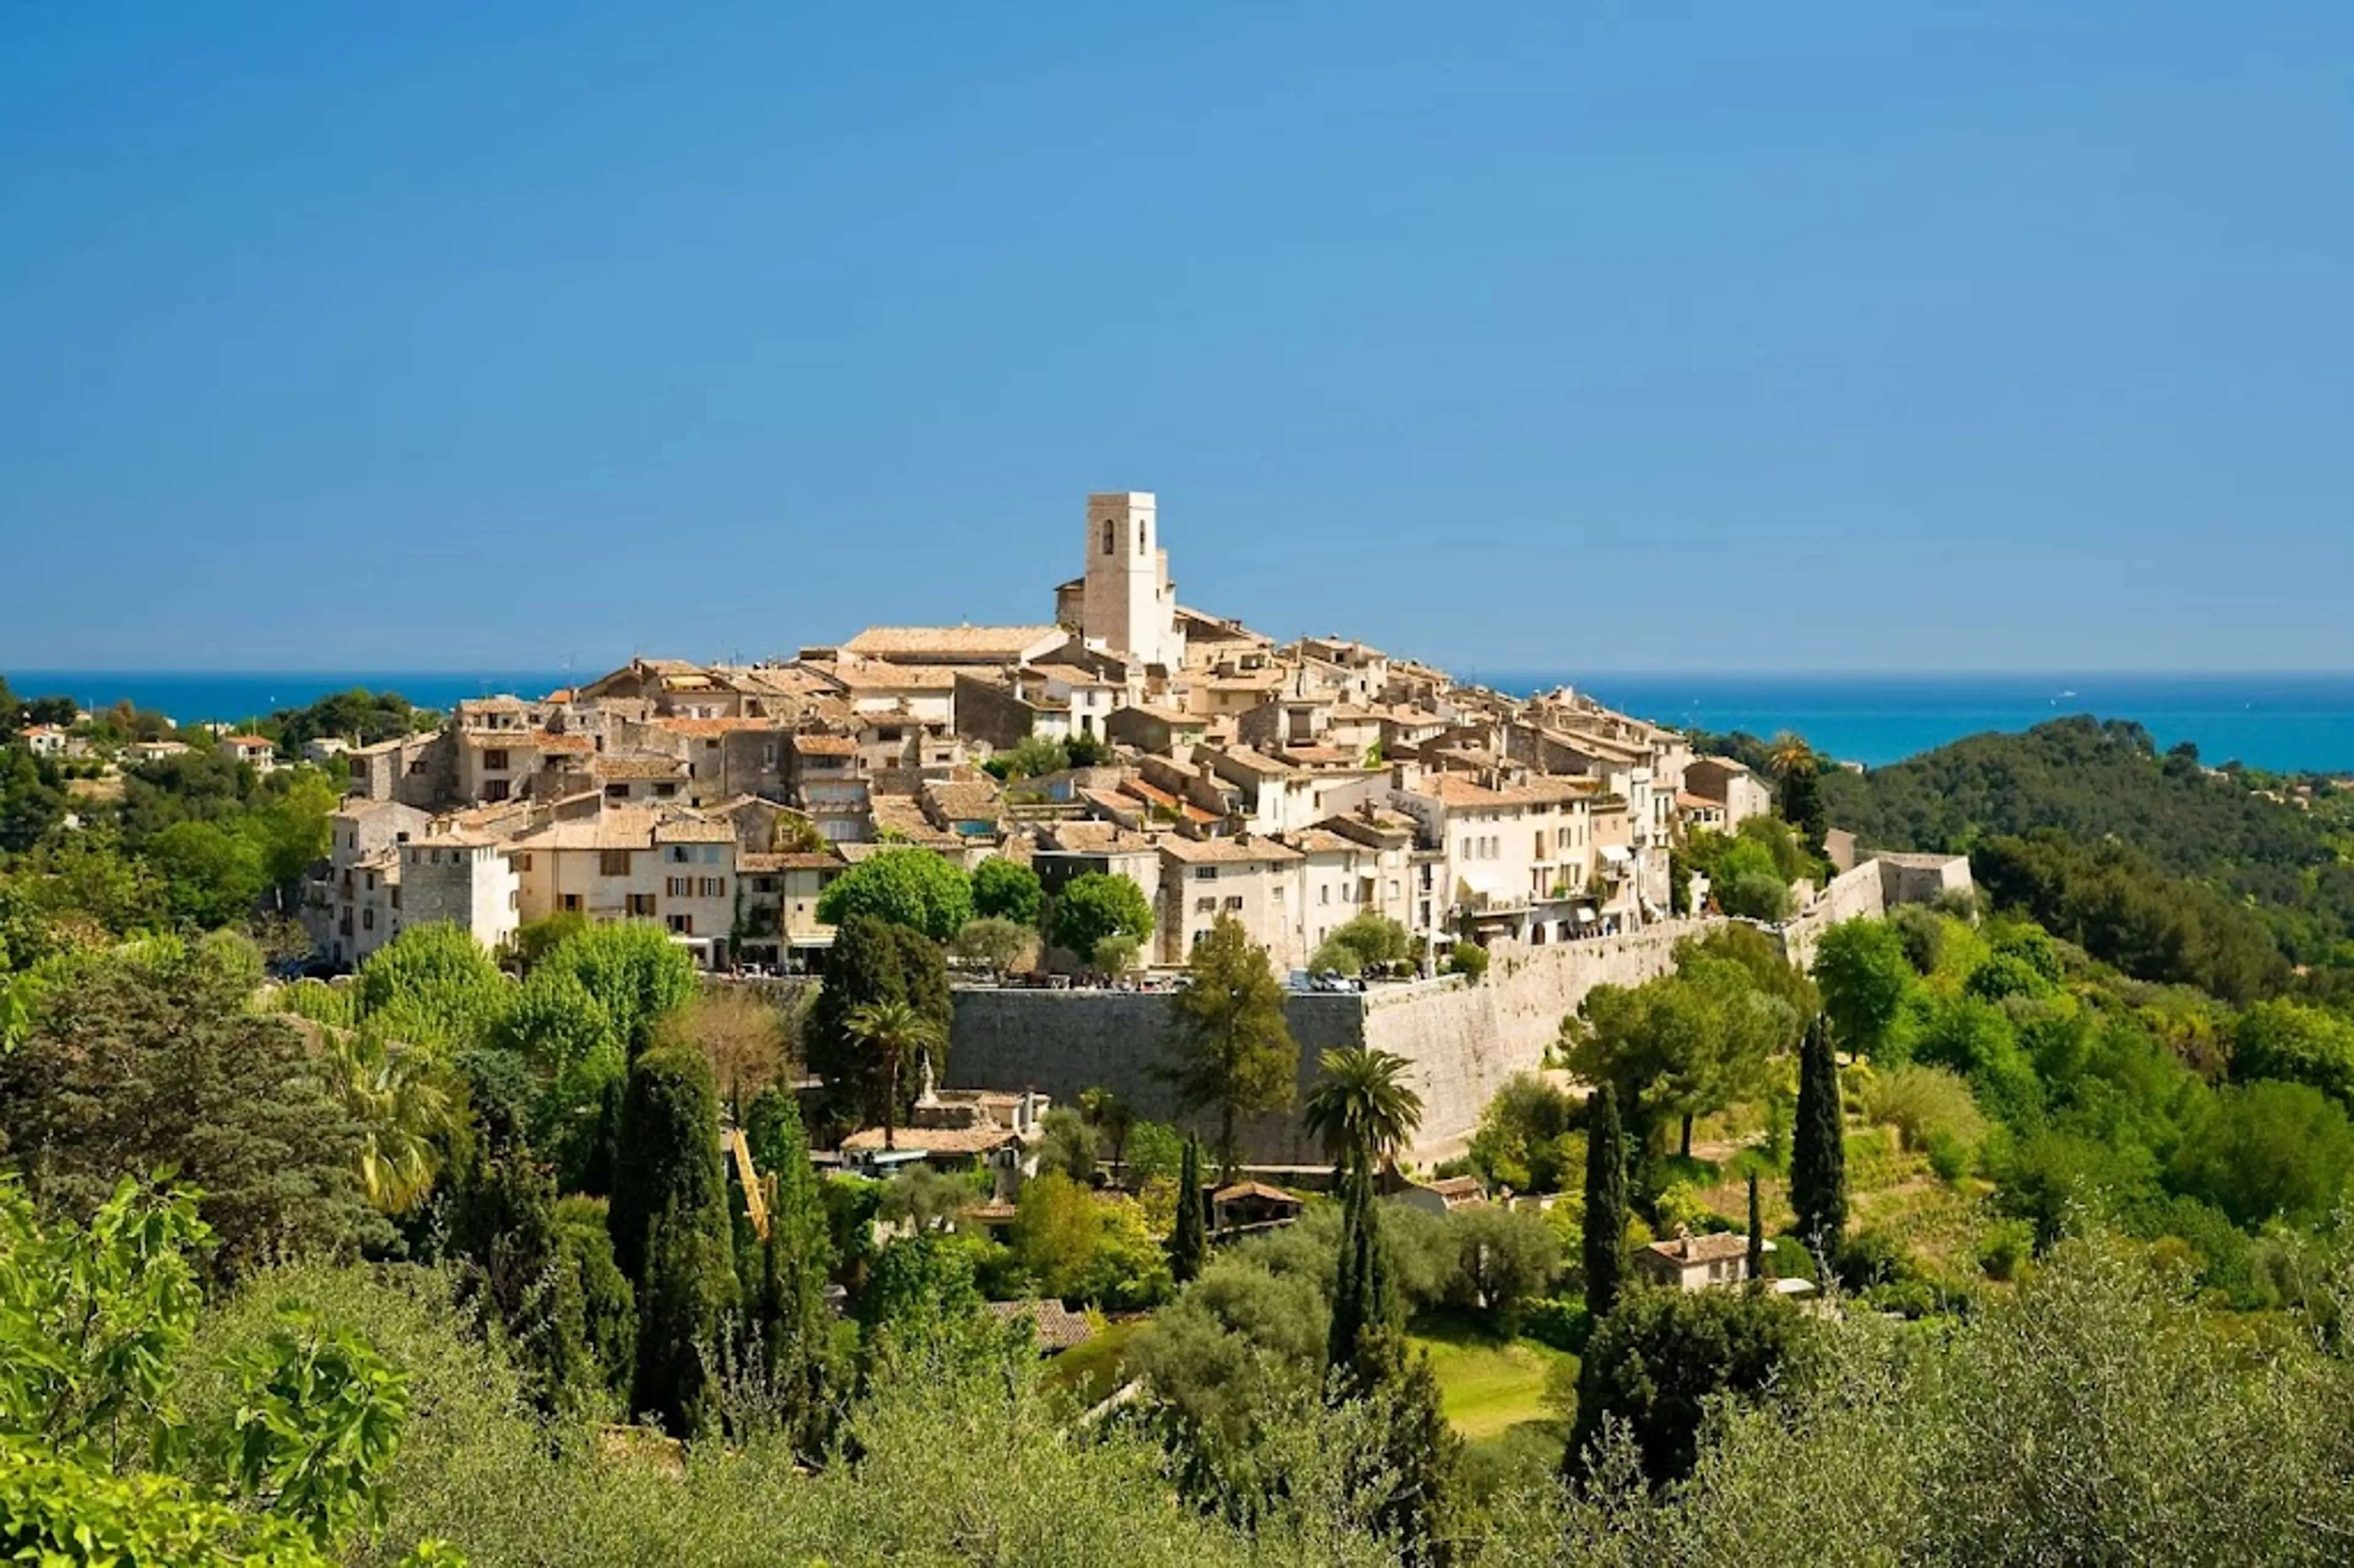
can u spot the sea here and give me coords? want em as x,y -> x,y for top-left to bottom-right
10,668 -> 2354,775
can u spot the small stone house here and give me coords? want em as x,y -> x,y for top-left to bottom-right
1632,1230 -> 1753,1292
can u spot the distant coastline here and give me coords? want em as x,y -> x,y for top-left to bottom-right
12,668 -> 2354,774
1476,671 -> 2354,773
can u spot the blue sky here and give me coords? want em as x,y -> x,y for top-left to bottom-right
3,2 -> 2348,673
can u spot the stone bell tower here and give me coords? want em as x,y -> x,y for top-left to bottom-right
1080,491 -> 1180,669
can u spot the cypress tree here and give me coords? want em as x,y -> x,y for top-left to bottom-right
743,1089 -> 840,1456
1791,1016 -> 1848,1262
607,1044 -> 741,1435
1326,1159 -> 1399,1396
1745,1170 -> 1766,1287
634,1193 -> 741,1437
1778,758 -> 1829,862
1169,1136 -> 1209,1284
606,1045 -> 730,1290
1582,1083 -> 1628,1320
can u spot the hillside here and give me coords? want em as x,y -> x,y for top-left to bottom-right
1819,716 -> 2354,985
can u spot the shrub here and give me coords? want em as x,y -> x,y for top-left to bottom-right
1520,1295 -> 1592,1355
1976,1219 -> 2034,1282
1448,943 -> 1490,984
1860,1065 -> 1987,1159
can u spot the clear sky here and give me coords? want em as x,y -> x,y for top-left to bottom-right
3,2 -> 2348,674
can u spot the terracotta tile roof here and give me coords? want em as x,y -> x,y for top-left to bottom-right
738,851 -> 843,873
220,734 -> 273,748
840,1124 -> 1017,1155
653,817 -> 737,844
791,734 -> 859,758
652,716 -> 779,737
1213,1181 -> 1302,1206
924,780 -> 1003,823
1159,834 -> 1303,866
817,661 -> 960,691
985,1299 -> 1094,1353
1644,1231 -> 1751,1265
535,733 -> 596,755
844,625 -> 1064,660
1038,821 -> 1157,855
592,755 -> 689,780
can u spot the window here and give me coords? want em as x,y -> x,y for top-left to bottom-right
668,846 -> 691,863
667,914 -> 693,935
389,887 -> 401,909
600,849 -> 632,877
1195,897 -> 1217,914
509,890 -> 519,909
705,739 -> 720,751
1194,867 -> 1218,881
1103,519 -> 1115,555
483,748 -> 509,771
483,779 -> 510,802
604,783 -> 627,800
560,893 -> 582,913
362,908 -> 375,931
700,877 -> 726,897
652,783 -> 677,799
515,853 -> 533,872
1319,885 -> 1330,906
629,894 -> 657,917
1223,896 -> 1243,911
406,757 -> 427,775
666,877 -> 691,897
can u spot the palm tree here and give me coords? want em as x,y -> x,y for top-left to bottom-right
1302,1046 -> 1424,1181
320,1028 -> 455,1214
843,999 -> 947,1151
1766,730 -> 1816,781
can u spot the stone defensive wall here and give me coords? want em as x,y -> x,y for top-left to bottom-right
947,919 -> 1711,1167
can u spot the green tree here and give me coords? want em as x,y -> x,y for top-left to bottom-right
1791,1016 -> 1848,1259
536,919 -> 698,1057
1049,871 -> 1154,961
442,1136 -> 596,1418
1169,1137 -> 1209,1284
740,1089 -> 839,1456
806,915 -> 951,1137
634,1193 -> 741,1437
844,999 -> 949,1151
1769,733 -> 1829,861
1325,1161 -> 1398,1398
604,1045 -> 729,1291
1746,1171 -> 1765,1284
1301,1046 -> 1424,1179
970,857 -> 1045,927
1583,1083 -> 1628,1319
1309,913 -> 1414,977
1450,1205 -> 1560,1330
815,848 -> 973,943
2230,999 -> 2354,1105
950,915 -> 1035,978
0,943 -> 383,1277
1570,1279 -> 1807,1484
356,923 -> 512,1056
1160,917 -> 1298,1175
1813,918 -> 1916,1060
1035,1105 -> 1100,1182
1468,1072 -> 1579,1193
145,818 -> 269,930
2169,1079 -> 2354,1228
317,1029 -> 456,1217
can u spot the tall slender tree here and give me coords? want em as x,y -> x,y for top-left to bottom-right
1159,916 -> 1298,1176
1326,1159 -> 1398,1395
1745,1170 -> 1765,1287
742,1089 -> 840,1456
1583,1084 -> 1628,1320
1168,1136 -> 1208,1284
1791,1016 -> 1848,1263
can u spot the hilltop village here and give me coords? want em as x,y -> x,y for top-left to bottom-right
300,492 -> 1770,978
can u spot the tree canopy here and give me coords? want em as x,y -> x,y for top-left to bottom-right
815,848 -> 973,943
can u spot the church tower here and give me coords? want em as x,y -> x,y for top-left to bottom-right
1081,491 -> 1180,668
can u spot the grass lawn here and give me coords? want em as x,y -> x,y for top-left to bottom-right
1407,1314 -> 1573,1441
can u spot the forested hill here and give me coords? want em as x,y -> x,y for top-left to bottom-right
1820,716 -> 2354,991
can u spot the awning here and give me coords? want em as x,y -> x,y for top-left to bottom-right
1575,906 -> 1597,923
1598,845 -> 1632,864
